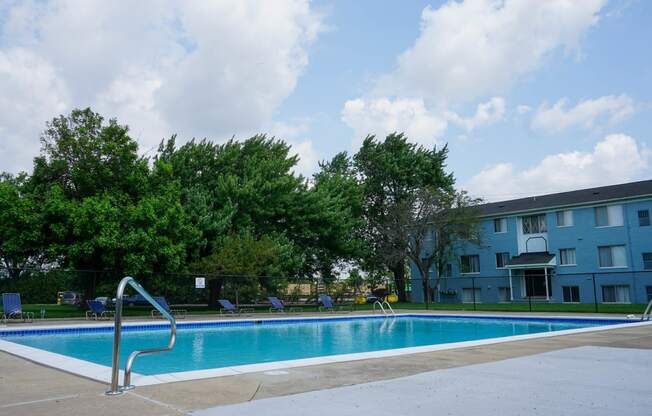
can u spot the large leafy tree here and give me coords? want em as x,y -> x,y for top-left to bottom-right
0,174 -> 44,277
353,133 -> 454,301
30,108 -> 149,200
382,188 -> 482,306
28,109 -> 195,298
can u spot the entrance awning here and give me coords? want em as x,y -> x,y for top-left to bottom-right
505,252 -> 556,269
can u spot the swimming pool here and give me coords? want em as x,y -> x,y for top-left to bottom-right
0,314 -> 639,385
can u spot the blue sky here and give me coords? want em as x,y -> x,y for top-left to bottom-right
1,0 -> 650,200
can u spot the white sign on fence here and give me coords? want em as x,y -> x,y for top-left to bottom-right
195,277 -> 206,289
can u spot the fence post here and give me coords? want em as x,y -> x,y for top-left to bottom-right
591,273 -> 598,313
528,275 -> 532,312
471,276 -> 476,311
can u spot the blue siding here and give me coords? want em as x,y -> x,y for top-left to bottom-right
411,197 -> 652,304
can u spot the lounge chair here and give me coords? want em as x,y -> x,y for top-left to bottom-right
151,296 -> 187,319
318,294 -> 351,313
2,293 -> 34,323
268,296 -> 302,313
218,299 -> 254,315
85,299 -> 114,320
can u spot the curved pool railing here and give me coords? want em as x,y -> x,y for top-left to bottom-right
106,276 -> 176,396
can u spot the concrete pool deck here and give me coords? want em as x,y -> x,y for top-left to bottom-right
193,346 -> 652,416
1,310 -> 652,415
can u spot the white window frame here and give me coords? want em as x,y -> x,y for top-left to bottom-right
460,255 -> 480,274
598,245 -> 628,269
562,286 -> 580,303
594,205 -> 624,228
642,253 -> 652,271
556,210 -> 573,227
558,248 -> 577,266
601,285 -> 631,304
521,214 -> 547,234
493,218 -> 507,234
461,287 -> 481,303
495,252 -> 510,269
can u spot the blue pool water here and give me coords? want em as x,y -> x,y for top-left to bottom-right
1,316 -> 623,375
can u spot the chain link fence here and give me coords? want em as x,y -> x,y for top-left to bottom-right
2,267 -> 650,315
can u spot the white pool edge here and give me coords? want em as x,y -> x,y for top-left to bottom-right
1,313 -> 651,387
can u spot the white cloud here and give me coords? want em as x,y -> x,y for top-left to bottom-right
445,97 -> 505,132
464,134 -> 649,201
0,48 -> 69,173
517,105 -> 532,114
342,0 -> 606,148
269,120 -> 319,177
341,97 -> 448,149
376,0 -> 606,104
531,94 -> 635,133
0,0 -> 323,173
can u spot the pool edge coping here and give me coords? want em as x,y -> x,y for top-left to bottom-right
1,313 -> 651,387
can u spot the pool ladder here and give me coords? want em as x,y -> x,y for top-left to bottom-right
641,298 -> 652,321
373,299 -> 396,317
106,276 -> 177,396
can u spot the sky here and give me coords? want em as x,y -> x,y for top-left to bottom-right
0,0 -> 650,201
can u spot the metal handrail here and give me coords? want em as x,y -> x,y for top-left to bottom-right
372,298 -> 396,317
642,298 -> 652,321
382,299 -> 396,316
106,276 -> 177,396
373,300 -> 386,315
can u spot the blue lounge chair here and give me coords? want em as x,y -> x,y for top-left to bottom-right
218,299 -> 254,315
318,295 -> 351,313
85,299 -> 114,320
151,296 -> 187,319
268,296 -> 285,312
2,293 -> 34,323
268,296 -> 302,313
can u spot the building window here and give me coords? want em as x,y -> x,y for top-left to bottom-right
559,248 -> 577,266
462,288 -> 481,303
498,287 -> 511,302
495,252 -> 510,269
440,263 -> 453,277
521,214 -> 547,234
602,285 -> 630,303
646,286 -> 652,302
643,253 -> 652,270
460,255 -> 480,274
556,210 -> 573,227
494,218 -> 507,233
639,210 -> 650,227
598,245 -> 627,268
562,286 -> 580,303
594,205 -> 624,227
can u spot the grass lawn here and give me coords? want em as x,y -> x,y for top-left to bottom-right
18,301 -> 646,319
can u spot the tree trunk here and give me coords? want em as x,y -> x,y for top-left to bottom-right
391,260 -> 407,302
421,269 -> 430,308
208,277 -> 224,308
83,271 -> 97,304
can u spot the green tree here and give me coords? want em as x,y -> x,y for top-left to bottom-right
30,108 -> 149,200
382,188 -> 482,306
0,174 -> 43,277
192,231 -> 300,307
353,133 -> 454,301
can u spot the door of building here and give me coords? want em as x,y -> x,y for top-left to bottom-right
524,268 -> 551,297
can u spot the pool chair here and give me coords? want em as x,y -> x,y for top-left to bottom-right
1,293 -> 34,323
318,295 -> 351,313
85,299 -> 114,320
218,299 -> 254,315
268,296 -> 302,313
151,296 -> 187,319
